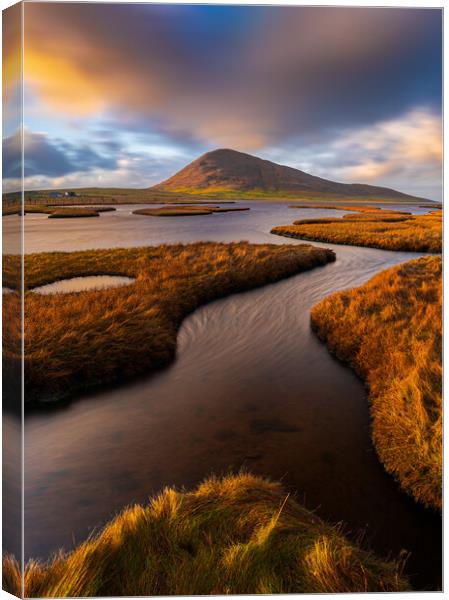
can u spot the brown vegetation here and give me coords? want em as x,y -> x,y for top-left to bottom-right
3,242 -> 334,405
133,205 -> 249,217
48,208 -> 100,218
21,206 -> 116,218
3,473 -> 408,596
272,207 -> 441,252
311,256 -> 442,509
289,204 -> 384,211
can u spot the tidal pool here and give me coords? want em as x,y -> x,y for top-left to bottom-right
31,275 -> 135,295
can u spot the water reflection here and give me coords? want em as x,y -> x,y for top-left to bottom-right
31,275 -> 135,295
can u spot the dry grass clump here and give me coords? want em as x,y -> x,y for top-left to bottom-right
311,256 -> 442,509
3,473 -> 409,597
133,205 -> 249,217
272,208 -> 441,252
3,242 -> 334,405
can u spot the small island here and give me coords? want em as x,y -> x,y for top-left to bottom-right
272,206 -> 442,253
133,205 -> 250,217
24,206 -> 116,218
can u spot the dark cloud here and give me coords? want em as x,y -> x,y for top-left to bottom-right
3,130 -> 117,178
2,130 -> 22,179
24,5 -> 442,149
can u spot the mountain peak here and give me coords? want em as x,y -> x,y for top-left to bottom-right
152,148 -> 426,201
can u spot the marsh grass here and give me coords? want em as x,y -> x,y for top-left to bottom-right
3,473 -> 409,597
3,242 -> 334,405
272,207 -> 442,252
311,257 -> 442,509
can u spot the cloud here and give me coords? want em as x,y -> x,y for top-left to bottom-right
3,3 -> 22,136
5,156 -> 183,193
332,108 -> 442,177
3,6 -> 441,197
261,107 -> 442,200
2,127 -> 196,192
3,129 -> 118,179
3,106 -> 441,200
23,5 -> 442,149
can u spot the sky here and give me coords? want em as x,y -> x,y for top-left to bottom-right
3,4 -> 443,200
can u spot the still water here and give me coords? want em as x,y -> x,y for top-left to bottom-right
17,201 -> 441,589
32,275 -> 135,295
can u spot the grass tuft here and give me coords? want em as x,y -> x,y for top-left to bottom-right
3,474 -> 409,596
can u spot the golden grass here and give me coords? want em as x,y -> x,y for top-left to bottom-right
3,473 -> 409,596
311,256 -> 442,509
133,205 -> 250,217
2,242 -> 334,405
272,208 -> 442,252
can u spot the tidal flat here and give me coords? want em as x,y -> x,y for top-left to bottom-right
3,201 -> 441,591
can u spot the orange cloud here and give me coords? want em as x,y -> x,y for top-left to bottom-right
3,3 -> 22,111
25,51 -> 105,114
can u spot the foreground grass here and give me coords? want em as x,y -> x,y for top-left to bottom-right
3,473 -> 408,596
311,257 -> 442,510
133,205 -> 250,217
272,207 -> 442,252
3,242 -> 334,405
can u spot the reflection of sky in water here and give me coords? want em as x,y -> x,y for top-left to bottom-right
32,275 -> 135,295
1,200 -> 433,254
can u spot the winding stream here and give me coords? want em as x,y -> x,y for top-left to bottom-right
20,202 -> 441,589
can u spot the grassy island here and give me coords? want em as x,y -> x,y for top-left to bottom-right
272,207 -> 441,252
3,473 -> 408,596
133,205 -> 250,217
3,242 -> 334,404
22,206 -> 116,218
48,208 -> 100,218
311,256 -> 442,510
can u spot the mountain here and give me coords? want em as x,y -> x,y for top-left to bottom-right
152,148 -> 427,202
